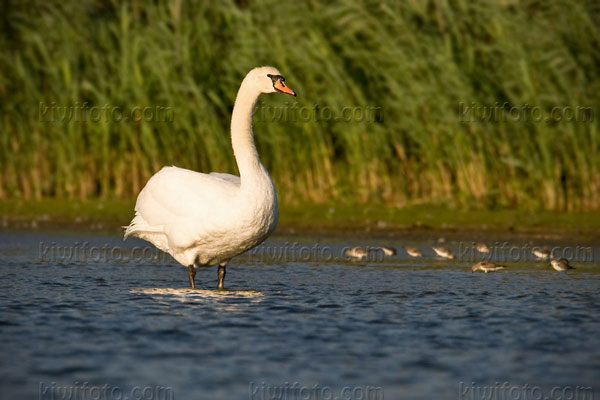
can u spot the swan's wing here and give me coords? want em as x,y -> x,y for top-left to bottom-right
209,172 -> 241,186
128,166 -> 240,243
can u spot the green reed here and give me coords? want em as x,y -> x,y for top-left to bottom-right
0,0 -> 598,210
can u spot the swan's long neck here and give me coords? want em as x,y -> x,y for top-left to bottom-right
230,80 -> 265,185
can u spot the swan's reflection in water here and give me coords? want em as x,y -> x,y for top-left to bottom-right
130,288 -> 264,308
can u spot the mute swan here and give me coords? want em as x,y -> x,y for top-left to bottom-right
124,66 -> 296,289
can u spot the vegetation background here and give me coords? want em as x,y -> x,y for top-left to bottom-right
1,0 -> 599,215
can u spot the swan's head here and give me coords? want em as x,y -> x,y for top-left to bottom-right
246,66 -> 296,96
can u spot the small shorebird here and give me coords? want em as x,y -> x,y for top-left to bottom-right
550,258 -> 575,271
472,261 -> 505,273
532,248 -> 551,260
345,247 -> 368,260
475,242 -> 490,253
433,246 -> 455,259
404,246 -> 423,257
380,246 -> 397,256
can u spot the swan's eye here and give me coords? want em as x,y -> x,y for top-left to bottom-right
268,74 -> 283,84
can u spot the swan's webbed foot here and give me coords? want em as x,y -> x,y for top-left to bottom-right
188,265 -> 196,289
217,264 -> 226,290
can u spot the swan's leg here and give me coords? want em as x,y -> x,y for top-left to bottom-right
217,262 -> 227,290
188,265 -> 196,289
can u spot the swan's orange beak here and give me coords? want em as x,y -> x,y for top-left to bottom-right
274,79 -> 296,96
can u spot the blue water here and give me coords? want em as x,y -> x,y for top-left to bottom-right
1,231 -> 599,400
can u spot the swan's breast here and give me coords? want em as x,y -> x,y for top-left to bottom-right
192,172 -> 278,265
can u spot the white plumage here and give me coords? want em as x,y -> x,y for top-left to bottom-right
124,66 -> 296,289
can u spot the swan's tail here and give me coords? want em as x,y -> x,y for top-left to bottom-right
123,214 -> 163,239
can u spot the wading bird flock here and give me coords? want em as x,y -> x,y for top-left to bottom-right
344,243 -> 576,273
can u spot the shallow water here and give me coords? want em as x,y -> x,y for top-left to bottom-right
1,231 -> 599,400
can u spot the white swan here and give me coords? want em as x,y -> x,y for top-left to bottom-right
124,66 -> 296,289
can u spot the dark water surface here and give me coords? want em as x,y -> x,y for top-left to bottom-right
1,231 -> 599,400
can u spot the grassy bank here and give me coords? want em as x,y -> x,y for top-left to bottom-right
1,199 -> 599,240
1,0 -> 599,210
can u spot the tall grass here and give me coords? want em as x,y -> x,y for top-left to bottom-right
0,0 -> 599,210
